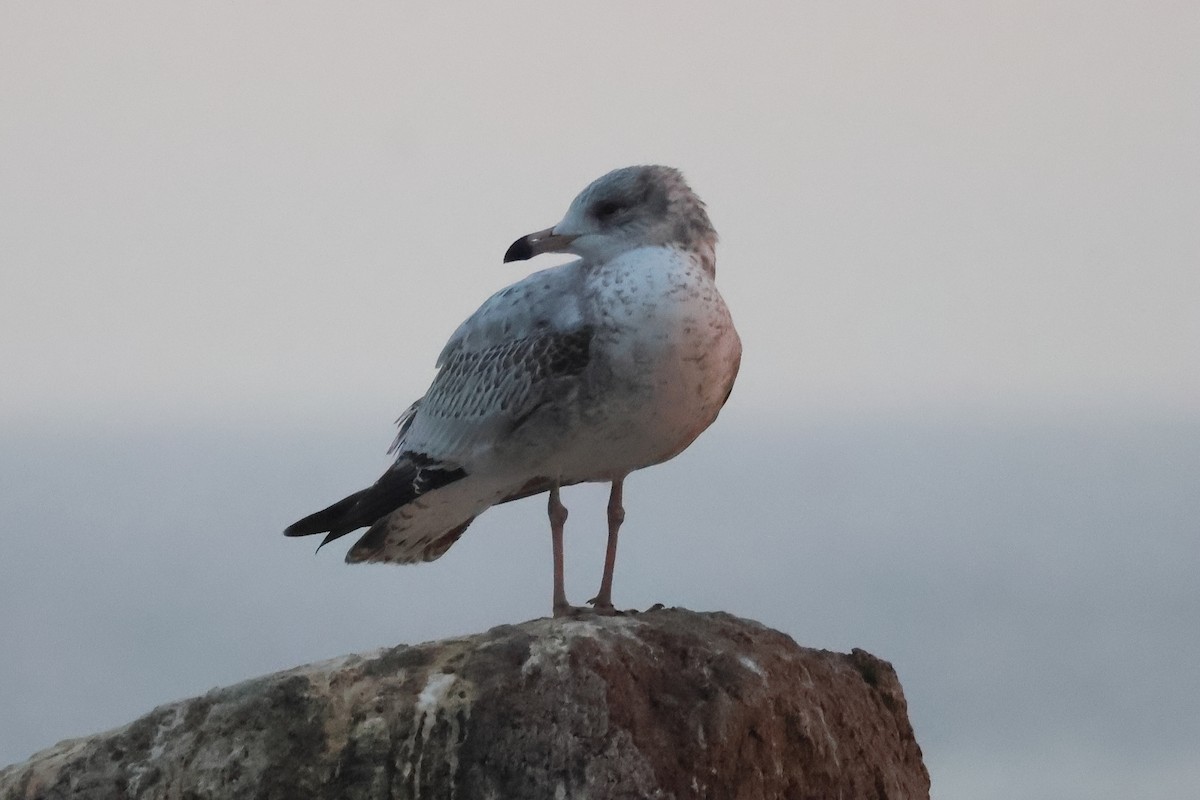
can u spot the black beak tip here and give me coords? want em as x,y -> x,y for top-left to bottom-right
503,236 -> 533,263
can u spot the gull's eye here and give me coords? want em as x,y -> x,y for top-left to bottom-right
593,199 -> 625,222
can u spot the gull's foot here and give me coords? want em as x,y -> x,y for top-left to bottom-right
552,602 -> 593,619
585,596 -> 622,617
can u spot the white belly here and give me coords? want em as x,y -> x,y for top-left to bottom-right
554,249 -> 742,481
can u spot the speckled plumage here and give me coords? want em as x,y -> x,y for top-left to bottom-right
286,165 -> 741,614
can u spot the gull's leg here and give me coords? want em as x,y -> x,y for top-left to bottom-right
588,477 -> 625,615
548,483 -> 573,617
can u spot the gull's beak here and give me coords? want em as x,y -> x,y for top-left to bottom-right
503,226 -> 579,263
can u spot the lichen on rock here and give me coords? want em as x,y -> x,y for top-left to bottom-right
0,609 -> 929,800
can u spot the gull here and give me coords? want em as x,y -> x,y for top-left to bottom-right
285,165 -> 741,616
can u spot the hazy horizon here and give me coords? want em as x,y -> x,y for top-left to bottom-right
3,415 -> 1198,798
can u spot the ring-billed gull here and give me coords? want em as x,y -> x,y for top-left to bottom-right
285,165 -> 741,616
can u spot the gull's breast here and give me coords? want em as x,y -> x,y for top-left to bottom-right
559,246 -> 742,479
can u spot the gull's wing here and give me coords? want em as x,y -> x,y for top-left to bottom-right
395,261 -> 592,465
287,261 -> 595,564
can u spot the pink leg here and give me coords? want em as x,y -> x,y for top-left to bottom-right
588,478 -> 625,615
548,483 -> 573,617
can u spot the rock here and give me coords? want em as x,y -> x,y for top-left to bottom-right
0,609 -> 929,799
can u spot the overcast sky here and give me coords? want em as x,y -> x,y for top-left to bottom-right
1,3 -> 1197,799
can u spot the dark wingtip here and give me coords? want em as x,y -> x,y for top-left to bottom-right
503,235 -> 533,263
283,488 -> 370,538
317,529 -> 350,550
314,528 -> 348,554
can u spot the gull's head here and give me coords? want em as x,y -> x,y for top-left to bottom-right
504,165 -> 717,273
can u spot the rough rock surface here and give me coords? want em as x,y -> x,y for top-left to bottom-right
0,609 -> 929,800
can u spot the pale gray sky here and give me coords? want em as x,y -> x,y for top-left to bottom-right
1,3 -> 1197,798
